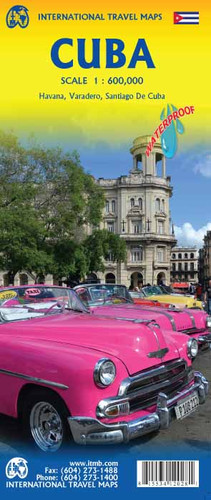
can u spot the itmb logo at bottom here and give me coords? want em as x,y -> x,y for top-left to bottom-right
5,458 -> 28,479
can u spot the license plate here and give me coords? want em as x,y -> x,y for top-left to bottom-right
175,392 -> 199,420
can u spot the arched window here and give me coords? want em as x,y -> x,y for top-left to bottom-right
130,272 -> 143,289
161,199 -> 165,212
37,274 -> 45,284
157,272 -> 166,285
111,200 -> 116,213
178,253 -> 182,259
138,198 -> 143,210
87,273 -> 98,281
184,253 -> 188,259
172,253 -> 176,259
3,273 -> 9,287
130,198 -> 135,208
105,273 -> 116,284
155,198 -> 160,212
105,200 -> 109,213
190,253 -> 194,259
20,273 -> 29,285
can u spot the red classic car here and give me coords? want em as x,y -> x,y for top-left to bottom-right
129,290 -> 171,308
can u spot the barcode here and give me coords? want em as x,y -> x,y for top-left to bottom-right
137,460 -> 199,487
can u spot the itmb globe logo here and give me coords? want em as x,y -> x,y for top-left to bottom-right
6,6 -> 29,28
5,458 -> 28,479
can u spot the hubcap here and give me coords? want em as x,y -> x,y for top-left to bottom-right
30,401 -> 63,452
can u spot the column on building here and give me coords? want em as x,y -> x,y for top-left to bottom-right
96,135 -> 176,287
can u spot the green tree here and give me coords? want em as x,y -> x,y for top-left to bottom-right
84,229 -> 127,275
0,131 -> 49,278
0,131 -> 126,283
0,131 -> 104,279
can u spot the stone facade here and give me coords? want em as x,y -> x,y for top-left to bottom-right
92,135 -> 176,288
170,247 -> 199,284
198,248 -> 205,285
198,231 -> 211,285
0,135 -> 176,288
0,271 -> 54,288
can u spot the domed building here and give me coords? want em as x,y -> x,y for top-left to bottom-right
96,135 -> 177,287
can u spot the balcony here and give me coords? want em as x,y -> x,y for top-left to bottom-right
97,175 -> 172,191
127,207 -> 143,216
120,233 -> 177,244
154,261 -> 170,269
155,211 -> 167,218
127,261 -> 146,268
104,261 -> 117,269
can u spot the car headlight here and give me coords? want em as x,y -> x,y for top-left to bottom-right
206,316 -> 211,328
94,358 -> 116,387
187,338 -> 198,359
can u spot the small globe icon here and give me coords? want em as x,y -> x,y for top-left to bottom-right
6,458 -> 28,479
6,5 -> 29,29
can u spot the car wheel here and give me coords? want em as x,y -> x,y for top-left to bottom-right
22,390 -> 70,452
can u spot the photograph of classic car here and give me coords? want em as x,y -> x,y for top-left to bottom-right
74,284 -> 211,347
130,285 -> 203,309
0,286 -> 208,452
0,4 -> 210,497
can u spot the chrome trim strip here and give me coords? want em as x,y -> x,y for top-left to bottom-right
68,371 -> 209,445
118,359 -> 187,396
147,347 -> 169,359
97,368 -> 192,417
114,317 -> 156,325
181,327 -> 206,335
198,333 -> 211,344
0,368 -> 69,390
183,309 -> 196,328
136,307 -> 177,331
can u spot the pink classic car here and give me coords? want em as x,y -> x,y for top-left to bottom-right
74,284 -> 211,347
0,286 -> 208,452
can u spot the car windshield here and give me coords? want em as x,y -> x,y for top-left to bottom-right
75,284 -> 133,307
0,286 -> 88,323
159,285 -> 174,294
129,291 -> 145,298
142,286 -> 164,296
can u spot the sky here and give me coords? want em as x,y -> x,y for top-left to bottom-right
21,132 -> 210,250
16,125 -> 211,250
0,0 -> 210,249
76,141 -> 211,249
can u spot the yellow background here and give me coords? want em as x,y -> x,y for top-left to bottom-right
0,0 -> 210,147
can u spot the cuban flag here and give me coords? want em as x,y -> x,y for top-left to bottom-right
174,12 -> 199,24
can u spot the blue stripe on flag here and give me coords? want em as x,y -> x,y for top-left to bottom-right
176,12 -> 199,14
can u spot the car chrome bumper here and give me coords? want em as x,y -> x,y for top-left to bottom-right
198,333 -> 211,345
68,371 -> 208,445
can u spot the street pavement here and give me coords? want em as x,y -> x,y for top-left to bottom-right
130,347 -> 211,454
0,348 -> 210,455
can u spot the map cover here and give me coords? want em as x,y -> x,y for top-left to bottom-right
0,1 -> 210,499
